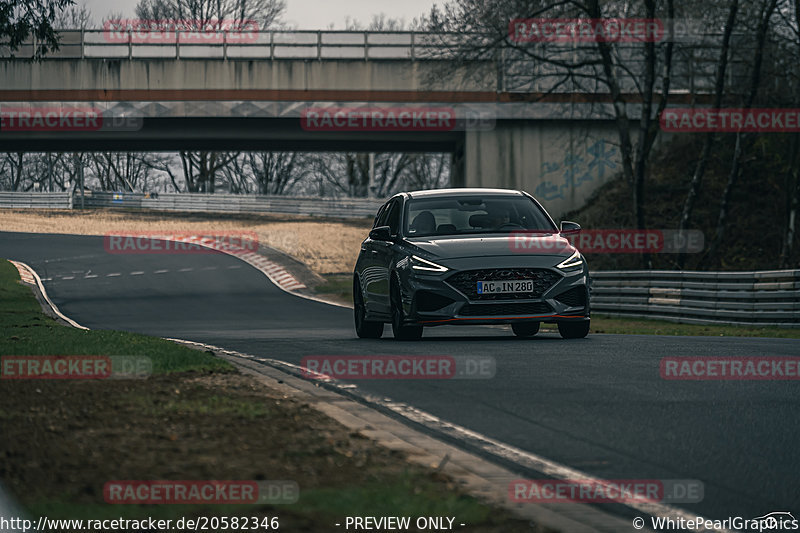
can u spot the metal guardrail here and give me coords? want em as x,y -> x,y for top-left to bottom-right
590,270 -> 800,328
0,191 -> 72,209
76,191 -> 384,218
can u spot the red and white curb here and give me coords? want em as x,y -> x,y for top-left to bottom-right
178,235 -> 307,291
9,260 -> 35,285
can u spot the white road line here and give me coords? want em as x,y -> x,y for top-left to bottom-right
62,276 -> 75,280
130,271 -> 144,275
107,273 -> 121,277
178,267 -> 193,272
227,265 -> 242,269
154,269 -> 168,274
84,274 -> 98,279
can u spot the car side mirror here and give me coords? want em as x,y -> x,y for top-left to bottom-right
369,225 -> 393,241
560,221 -> 581,235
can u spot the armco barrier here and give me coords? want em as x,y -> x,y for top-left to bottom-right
0,191 -> 72,209
75,192 -> 384,218
590,270 -> 800,328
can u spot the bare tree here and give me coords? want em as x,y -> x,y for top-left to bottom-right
675,0 -> 739,267
178,151 -> 238,192
220,152 -> 309,194
89,152 -> 155,191
0,0 -> 75,58
52,1 -> 93,29
345,13 -> 407,31
134,0 -> 285,29
779,0 -> 800,266
0,153 -> 26,191
701,0 -> 781,265
424,0 -> 678,267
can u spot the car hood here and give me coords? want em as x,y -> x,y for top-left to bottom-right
407,233 -> 576,260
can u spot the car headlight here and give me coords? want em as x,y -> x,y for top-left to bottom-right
556,250 -> 584,271
410,255 -> 449,273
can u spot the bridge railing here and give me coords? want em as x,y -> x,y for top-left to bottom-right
590,270 -> 800,328
0,30 -> 464,61
0,30 -> 740,94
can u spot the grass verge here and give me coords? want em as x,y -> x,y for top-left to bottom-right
589,314 -> 800,338
314,273 -> 353,304
0,259 -> 539,532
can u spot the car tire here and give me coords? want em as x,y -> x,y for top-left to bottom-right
511,322 -> 540,337
557,320 -> 590,339
391,278 -> 423,341
354,278 -> 384,339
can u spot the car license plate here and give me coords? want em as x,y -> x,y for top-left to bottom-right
477,280 -> 534,294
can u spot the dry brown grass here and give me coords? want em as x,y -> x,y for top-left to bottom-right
0,209 -> 372,274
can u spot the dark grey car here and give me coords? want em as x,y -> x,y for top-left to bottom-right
353,188 -> 591,340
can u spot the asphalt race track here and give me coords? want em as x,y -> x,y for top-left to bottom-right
2,231 -> 799,523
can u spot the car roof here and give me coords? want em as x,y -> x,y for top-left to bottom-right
403,188 -> 526,199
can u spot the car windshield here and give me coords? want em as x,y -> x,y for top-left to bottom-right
403,195 -> 556,237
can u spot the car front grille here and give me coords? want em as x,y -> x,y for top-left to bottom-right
459,302 -> 553,316
446,268 -> 561,300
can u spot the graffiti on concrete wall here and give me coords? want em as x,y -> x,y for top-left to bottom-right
534,139 -> 618,201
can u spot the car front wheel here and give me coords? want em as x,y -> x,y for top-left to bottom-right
557,320 -> 590,339
391,279 -> 423,341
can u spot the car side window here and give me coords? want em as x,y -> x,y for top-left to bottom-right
386,200 -> 402,235
373,203 -> 388,228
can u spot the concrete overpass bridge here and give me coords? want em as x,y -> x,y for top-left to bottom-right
0,30 -> 721,215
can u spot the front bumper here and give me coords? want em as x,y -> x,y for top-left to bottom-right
398,259 -> 590,327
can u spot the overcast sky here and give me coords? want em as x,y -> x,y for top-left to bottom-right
79,0 -> 441,29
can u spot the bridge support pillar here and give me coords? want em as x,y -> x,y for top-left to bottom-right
463,120 -> 622,219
